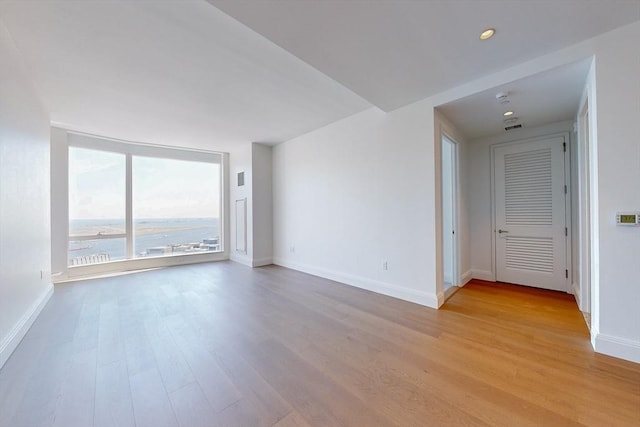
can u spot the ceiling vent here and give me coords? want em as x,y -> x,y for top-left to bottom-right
505,123 -> 523,131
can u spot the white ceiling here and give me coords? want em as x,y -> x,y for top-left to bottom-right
437,58 -> 593,140
1,1 -> 638,150
0,1 -> 369,151
210,0 -> 640,111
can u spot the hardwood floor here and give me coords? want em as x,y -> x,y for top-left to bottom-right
1,262 -> 638,426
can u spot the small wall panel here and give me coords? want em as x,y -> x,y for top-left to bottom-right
235,198 -> 246,253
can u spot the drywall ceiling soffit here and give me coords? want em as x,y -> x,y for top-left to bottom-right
0,1 -> 370,152
209,0 -> 640,112
436,58 -> 593,140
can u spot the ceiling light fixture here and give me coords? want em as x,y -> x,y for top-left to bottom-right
503,111 -> 514,116
480,28 -> 495,40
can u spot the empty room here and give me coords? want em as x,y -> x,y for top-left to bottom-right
0,1 -> 639,426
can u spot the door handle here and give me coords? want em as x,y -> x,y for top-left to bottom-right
498,229 -> 509,234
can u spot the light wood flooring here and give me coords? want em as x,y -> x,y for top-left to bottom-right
0,262 -> 638,426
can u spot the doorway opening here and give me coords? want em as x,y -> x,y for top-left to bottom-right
432,57 -> 603,352
441,134 -> 458,295
576,94 -> 593,330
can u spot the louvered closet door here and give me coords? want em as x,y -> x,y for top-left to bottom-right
494,136 -> 567,291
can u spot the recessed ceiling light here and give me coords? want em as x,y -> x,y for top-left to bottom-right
480,28 -> 495,40
503,111 -> 514,116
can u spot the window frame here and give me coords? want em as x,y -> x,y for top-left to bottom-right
54,130 -> 229,280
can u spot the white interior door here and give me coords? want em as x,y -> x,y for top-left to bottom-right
494,136 -> 567,292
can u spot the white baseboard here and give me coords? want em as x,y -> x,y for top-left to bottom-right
436,290 -> 445,307
0,284 -> 53,369
459,270 -> 473,287
231,254 -> 273,268
572,282 -> 581,306
443,285 -> 461,302
273,257 -> 439,309
252,257 -> 273,267
471,269 -> 494,281
230,253 -> 252,267
594,333 -> 640,364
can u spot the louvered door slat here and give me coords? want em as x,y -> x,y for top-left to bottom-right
504,148 -> 553,227
494,136 -> 567,291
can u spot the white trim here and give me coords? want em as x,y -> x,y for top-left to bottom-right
594,333 -> 640,364
0,284 -> 53,369
563,133 -> 573,293
229,256 -> 272,268
125,153 -> 133,259
65,252 -> 227,281
221,153 -> 230,260
459,269 -> 473,286
436,290 -> 445,308
442,134 -> 459,287
443,286 -> 460,302
252,257 -> 273,267
576,72 -> 594,317
471,269 -> 493,281
273,258 -> 440,309
489,143 -> 497,282
434,111 -> 465,303
65,129 -> 224,161
230,253 -> 252,267
572,281 -> 581,308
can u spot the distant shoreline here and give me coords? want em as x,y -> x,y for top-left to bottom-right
70,225 -> 210,239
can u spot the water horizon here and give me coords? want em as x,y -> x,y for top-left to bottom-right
69,217 -> 221,264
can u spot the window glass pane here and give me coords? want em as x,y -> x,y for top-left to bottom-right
68,147 -> 125,266
68,238 -> 126,265
132,156 -> 221,258
69,147 -> 125,235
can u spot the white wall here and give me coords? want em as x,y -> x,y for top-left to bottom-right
273,105 -> 440,307
251,143 -> 273,266
50,127 -> 69,278
229,142 -> 273,267
230,143 -> 253,266
467,121 -> 574,281
589,22 -> 640,362
0,21 -> 53,368
272,21 -> 640,362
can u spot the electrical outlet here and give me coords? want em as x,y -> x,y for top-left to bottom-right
289,245 -> 295,253
382,261 -> 388,271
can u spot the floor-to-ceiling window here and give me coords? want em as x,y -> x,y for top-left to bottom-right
62,132 -> 225,277
131,156 -> 221,259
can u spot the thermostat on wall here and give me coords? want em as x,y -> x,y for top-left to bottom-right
616,212 -> 640,226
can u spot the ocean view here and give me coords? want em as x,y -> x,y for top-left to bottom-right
69,218 -> 220,264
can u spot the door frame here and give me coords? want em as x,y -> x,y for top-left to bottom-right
576,99 -> 591,312
441,134 -> 459,289
489,132 -> 572,292
434,111 -> 464,304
